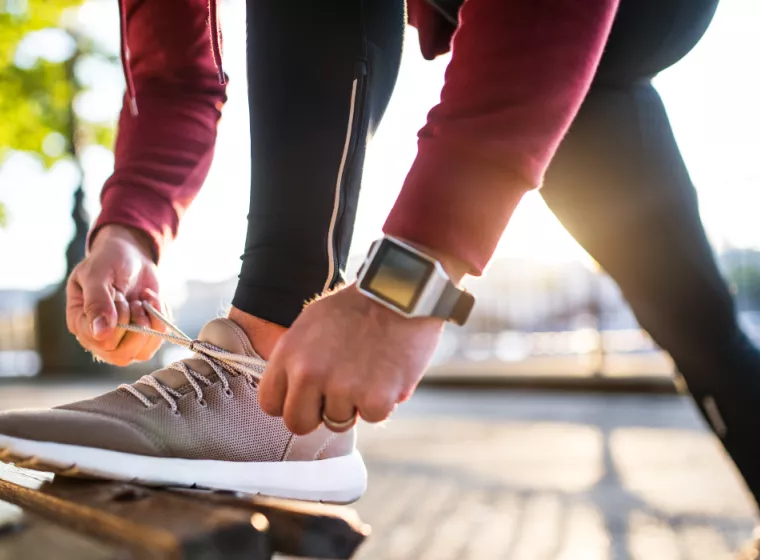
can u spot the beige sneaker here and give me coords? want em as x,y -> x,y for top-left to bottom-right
0,315 -> 366,504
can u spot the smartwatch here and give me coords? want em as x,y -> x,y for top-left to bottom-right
356,236 -> 475,325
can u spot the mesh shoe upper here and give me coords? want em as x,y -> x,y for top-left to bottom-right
0,318 -> 352,462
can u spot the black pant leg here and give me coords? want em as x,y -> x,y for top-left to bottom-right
542,0 -> 760,502
233,0 -> 404,326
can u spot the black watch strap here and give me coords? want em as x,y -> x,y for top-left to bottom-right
431,282 -> 475,325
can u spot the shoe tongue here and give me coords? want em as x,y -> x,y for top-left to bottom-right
196,318 -> 258,357
136,318 -> 262,398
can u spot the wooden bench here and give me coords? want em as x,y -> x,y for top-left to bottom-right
0,464 -> 369,559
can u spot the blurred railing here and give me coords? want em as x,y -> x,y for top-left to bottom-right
0,308 -> 40,377
427,326 -> 675,384
1,249 -> 758,384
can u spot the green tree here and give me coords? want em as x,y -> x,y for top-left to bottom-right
2,0 -> 122,374
0,0 -> 117,226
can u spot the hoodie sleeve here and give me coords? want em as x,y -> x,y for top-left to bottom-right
89,0 -> 227,261
384,0 -> 618,274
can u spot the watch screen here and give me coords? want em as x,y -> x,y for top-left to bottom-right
364,241 -> 435,313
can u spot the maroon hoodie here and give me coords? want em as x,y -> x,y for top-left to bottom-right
93,0 -> 618,274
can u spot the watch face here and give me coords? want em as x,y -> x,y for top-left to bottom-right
363,240 -> 435,313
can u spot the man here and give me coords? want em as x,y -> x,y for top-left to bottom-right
1,0 -> 759,520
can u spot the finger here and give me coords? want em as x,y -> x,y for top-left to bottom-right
80,273 -> 118,342
75,313 -> 102,355
72,291 -> 126,356
76,291 -> 130,366
109,300 -> 151,366
141,288 -> 175,327
397,387 -> 414,404
65,272 -> 85,337
282,376 -> 323,435
101,291 -> 130,353
135,300 -> 165,361
141,288 -> 161,310
259,350 -> 288,418
140,289 -> 166,329
357,389 -> 399,424
86,293 -> 136,365
322,387 -> 358,433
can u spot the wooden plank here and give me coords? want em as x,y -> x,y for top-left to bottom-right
0,464 -> 369,559
0,500 -> 128,560
0,465 -> 269,560
175,491 -> 370,558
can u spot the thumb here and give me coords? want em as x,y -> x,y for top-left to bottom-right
81,274 -> 118,341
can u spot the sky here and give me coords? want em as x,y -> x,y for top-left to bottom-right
0,0 -> 759,304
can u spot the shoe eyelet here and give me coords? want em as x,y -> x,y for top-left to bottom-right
171,409 -> 181,416
223,388 -> 234,398
197,398 -> 207,407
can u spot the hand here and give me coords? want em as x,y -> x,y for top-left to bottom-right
258,284 -> 445,435
66,224 -> 166,366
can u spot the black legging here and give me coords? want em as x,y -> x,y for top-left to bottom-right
543,0 -> 760,502
233,0 -> 404,324
237,0 -> 760,503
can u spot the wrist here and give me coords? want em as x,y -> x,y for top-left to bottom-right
90,224 -> 155,262
355,236 -> 475,325
347,283 -> 445,326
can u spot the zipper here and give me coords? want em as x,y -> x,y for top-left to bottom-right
324,61 -> 369,290
425,0 -> 464,26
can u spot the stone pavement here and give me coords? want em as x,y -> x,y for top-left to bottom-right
352,389 -> 758,560
0,382 -> 757,559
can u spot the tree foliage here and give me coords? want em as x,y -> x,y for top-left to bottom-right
1,0 -> 118,226
1,1 -> 79,164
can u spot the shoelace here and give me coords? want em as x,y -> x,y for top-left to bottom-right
116,304 -> 266,413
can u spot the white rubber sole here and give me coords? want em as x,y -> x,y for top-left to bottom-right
0,435 -> 367,504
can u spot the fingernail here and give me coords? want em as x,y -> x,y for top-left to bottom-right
92,316 -> 108,337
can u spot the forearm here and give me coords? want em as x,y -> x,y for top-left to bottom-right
90,0 -> 226,262
92,79 -> 225,261
385,0 -> 619,274
90,224 -> 153,261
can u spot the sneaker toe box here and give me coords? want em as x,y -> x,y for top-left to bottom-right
0,408 -> 165,456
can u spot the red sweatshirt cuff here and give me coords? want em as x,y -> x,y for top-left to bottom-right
89,184 -> 178,263
383,139 -> 531,275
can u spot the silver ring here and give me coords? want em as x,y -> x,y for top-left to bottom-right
321,410 -> 357,431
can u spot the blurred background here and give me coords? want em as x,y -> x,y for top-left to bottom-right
1,0 -> 759,382
1,1 -> 760,558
